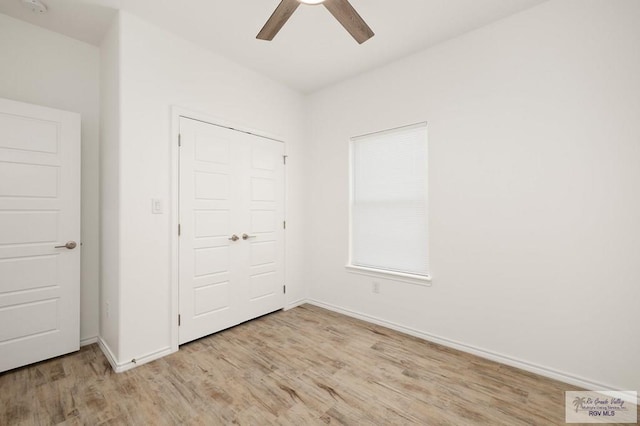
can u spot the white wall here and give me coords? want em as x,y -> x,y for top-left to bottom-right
0,13 -> 101,344
103,11 -> 308,366
306,0 -> 640,394
99,14 -> 121,358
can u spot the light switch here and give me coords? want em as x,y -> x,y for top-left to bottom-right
152,198 -> 163,214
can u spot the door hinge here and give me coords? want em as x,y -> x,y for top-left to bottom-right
283,220 -> 286,229
283,155 -> 288,165
178,133 -> 182,147
178,314 -> 181,326
283,285 -> 286,294
178,224 -> 181,236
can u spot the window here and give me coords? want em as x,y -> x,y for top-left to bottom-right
348,123 -> 430,282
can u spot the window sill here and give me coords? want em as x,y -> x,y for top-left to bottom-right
345,265 -> 432,287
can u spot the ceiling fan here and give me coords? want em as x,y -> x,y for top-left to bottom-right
257,0 -> 375,44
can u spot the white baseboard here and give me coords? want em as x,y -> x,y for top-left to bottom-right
97,337 -> 119,371
114,346 -> 175,373
305,299 -> 639,405
97,337 -> 175,373
80,336 -> 98,347
285,297 -> 307,311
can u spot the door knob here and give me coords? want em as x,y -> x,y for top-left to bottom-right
55,241 -> 77,250
242,233 -> 256,240
228,234 -> 240,242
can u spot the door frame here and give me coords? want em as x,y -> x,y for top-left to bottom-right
169,106 -> 287,352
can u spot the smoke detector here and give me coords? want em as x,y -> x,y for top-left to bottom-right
21,0 -> 47,14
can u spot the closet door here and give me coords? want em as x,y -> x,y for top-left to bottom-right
178,117 -> 285,345
244,136 -> 286,320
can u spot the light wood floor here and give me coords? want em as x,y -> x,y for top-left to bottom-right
0,304 -> 633,425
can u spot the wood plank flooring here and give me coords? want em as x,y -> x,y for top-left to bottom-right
1,304 -> 635,425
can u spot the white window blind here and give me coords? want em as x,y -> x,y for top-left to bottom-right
350,123 -> 428,277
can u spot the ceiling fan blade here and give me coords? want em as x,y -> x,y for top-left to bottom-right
257,0 -> 301,41
323,0 -> 374,44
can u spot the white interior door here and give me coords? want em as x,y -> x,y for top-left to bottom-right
179,117 -> 285,345
244,136 -> 286,320
0,98 -> 81,372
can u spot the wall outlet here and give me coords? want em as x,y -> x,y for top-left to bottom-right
372,281 -> 380,294
106,301 -> 110,318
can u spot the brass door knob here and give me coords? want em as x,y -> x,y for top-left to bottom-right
228,234 -> 240,242
242,234 -> 256,240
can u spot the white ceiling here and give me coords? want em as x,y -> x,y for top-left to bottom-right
0,0 -> 548,93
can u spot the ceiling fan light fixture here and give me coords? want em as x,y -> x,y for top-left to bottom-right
298,0 -> 326,5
